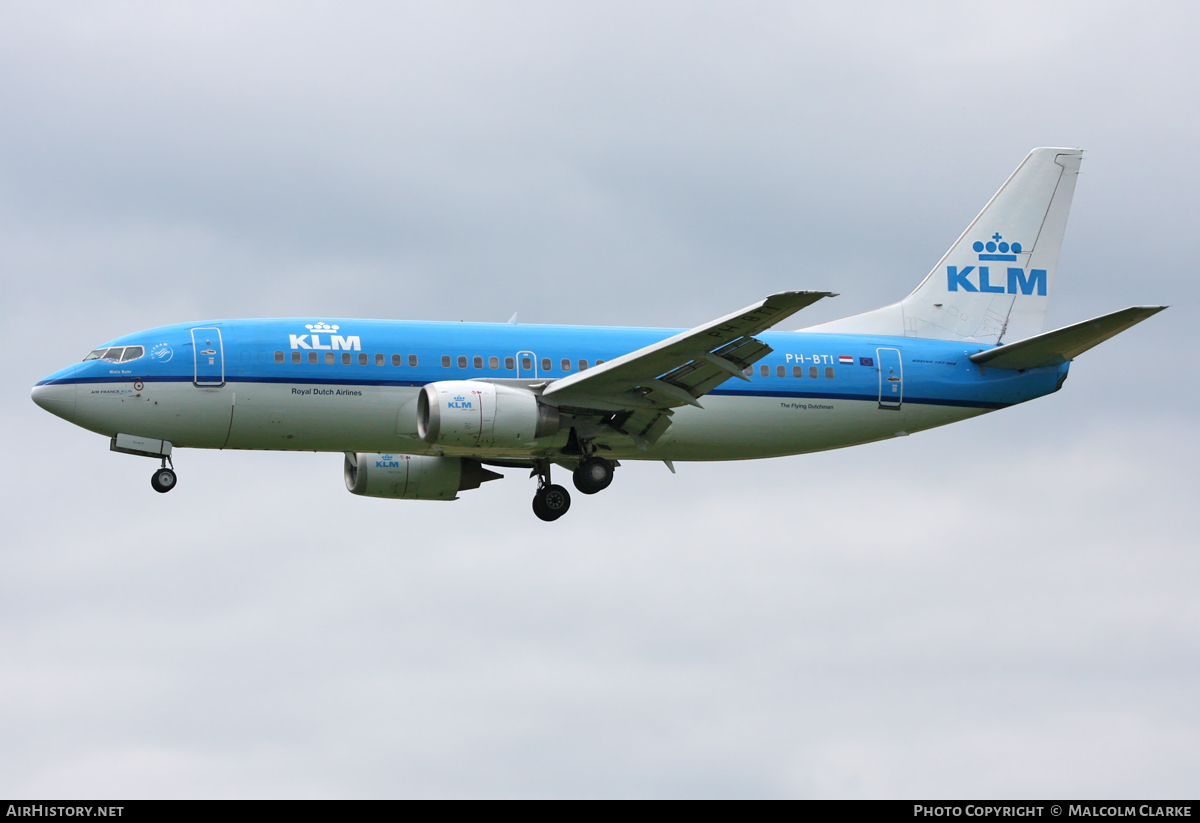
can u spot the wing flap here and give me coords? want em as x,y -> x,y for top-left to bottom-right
970,306 -> 1166,370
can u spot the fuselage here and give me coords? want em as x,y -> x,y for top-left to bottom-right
32,318 -> 1068,463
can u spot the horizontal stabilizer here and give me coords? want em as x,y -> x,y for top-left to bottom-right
970,306 -> 1166,370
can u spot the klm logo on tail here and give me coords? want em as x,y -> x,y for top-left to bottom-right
948,234 -> 1045,295
974,232 -> 1023,261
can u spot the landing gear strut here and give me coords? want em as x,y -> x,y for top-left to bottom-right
531,461 -> 571,521
150,456 -> 177,494
572,456 -> 614,495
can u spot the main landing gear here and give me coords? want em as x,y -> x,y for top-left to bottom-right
531,461 -> 571,522
530,456 -> 616,521
150,456 -> 177,494
572,456 -> 614,495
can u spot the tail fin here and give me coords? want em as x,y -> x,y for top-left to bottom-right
807,148 -> 1083,344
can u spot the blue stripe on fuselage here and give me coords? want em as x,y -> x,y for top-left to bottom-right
41,317 -> 1068,410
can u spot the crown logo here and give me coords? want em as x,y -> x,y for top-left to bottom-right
305,322 -> 340,333
973,233 -> 1022,261
453,395 -> 465,401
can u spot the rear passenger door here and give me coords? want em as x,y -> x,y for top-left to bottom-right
876,347 -> 902,410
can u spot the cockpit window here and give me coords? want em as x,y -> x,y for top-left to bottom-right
84,345 -> 145,363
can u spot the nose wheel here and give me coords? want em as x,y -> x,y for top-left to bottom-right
151,467 -> 177,493
150,456 -> 177,494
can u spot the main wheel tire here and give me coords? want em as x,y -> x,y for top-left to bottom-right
151,467 -> 177,494
572,457 -> 614,495
533,483 -> 571,521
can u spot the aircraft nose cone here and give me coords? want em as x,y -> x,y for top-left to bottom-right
31,382 -> 77,422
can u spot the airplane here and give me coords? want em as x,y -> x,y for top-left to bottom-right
31,147 -> 1165,521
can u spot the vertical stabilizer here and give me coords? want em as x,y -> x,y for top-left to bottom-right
806,148 -> 1082,344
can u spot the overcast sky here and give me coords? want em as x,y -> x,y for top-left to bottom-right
2,0 -> 1197,798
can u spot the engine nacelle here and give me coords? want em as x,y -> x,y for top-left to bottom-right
344,453 -> 501,500
417,381 -> 560,448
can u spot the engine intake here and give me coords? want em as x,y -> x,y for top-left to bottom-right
417,381 -> 560,448
344,453 -> 501,500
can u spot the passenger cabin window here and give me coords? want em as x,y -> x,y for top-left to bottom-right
541,358 -> 551,372
809,366 -> 818,379
505,357 -> 515,370
561,359 -> 572,371
325,352 -> 335,364
409,355 -> 419,367
474,356 -> 483,369
521,357 -> 531,371
489,356 -> 499,369
457,356 -> 467,368
743,367 -> 753,376
596,359 -> 605,365
342,353 -> 352,365
309,352 -> 318,364
759,364 -> 769,377
441,356 -> 451,368
392,354 -> 402,366
825,366 -> 834,379
275,351 -> 284,363
579,360 -> 588,370
792,365 -> 802,377
358,353 -> 367,365
776,365 -> 785,378
292,351 -> 301,364
375,354 -> 384,366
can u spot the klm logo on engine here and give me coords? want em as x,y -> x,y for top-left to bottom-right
375,453 -> 402,468
448,394 -> 473,409
289,321 -> 361,351
948,232 -> 1047,295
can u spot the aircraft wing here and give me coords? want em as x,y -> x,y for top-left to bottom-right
541,290 -> 835,445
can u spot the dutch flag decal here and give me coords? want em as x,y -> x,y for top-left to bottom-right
838,356 -> 854,364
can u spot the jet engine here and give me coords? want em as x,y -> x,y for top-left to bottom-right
344,453 -> 501,500
417,381 -> 560,448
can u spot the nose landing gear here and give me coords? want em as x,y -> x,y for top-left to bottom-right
150,456 -> 177,494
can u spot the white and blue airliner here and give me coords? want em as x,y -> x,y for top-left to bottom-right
31,148 -> 1164,520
